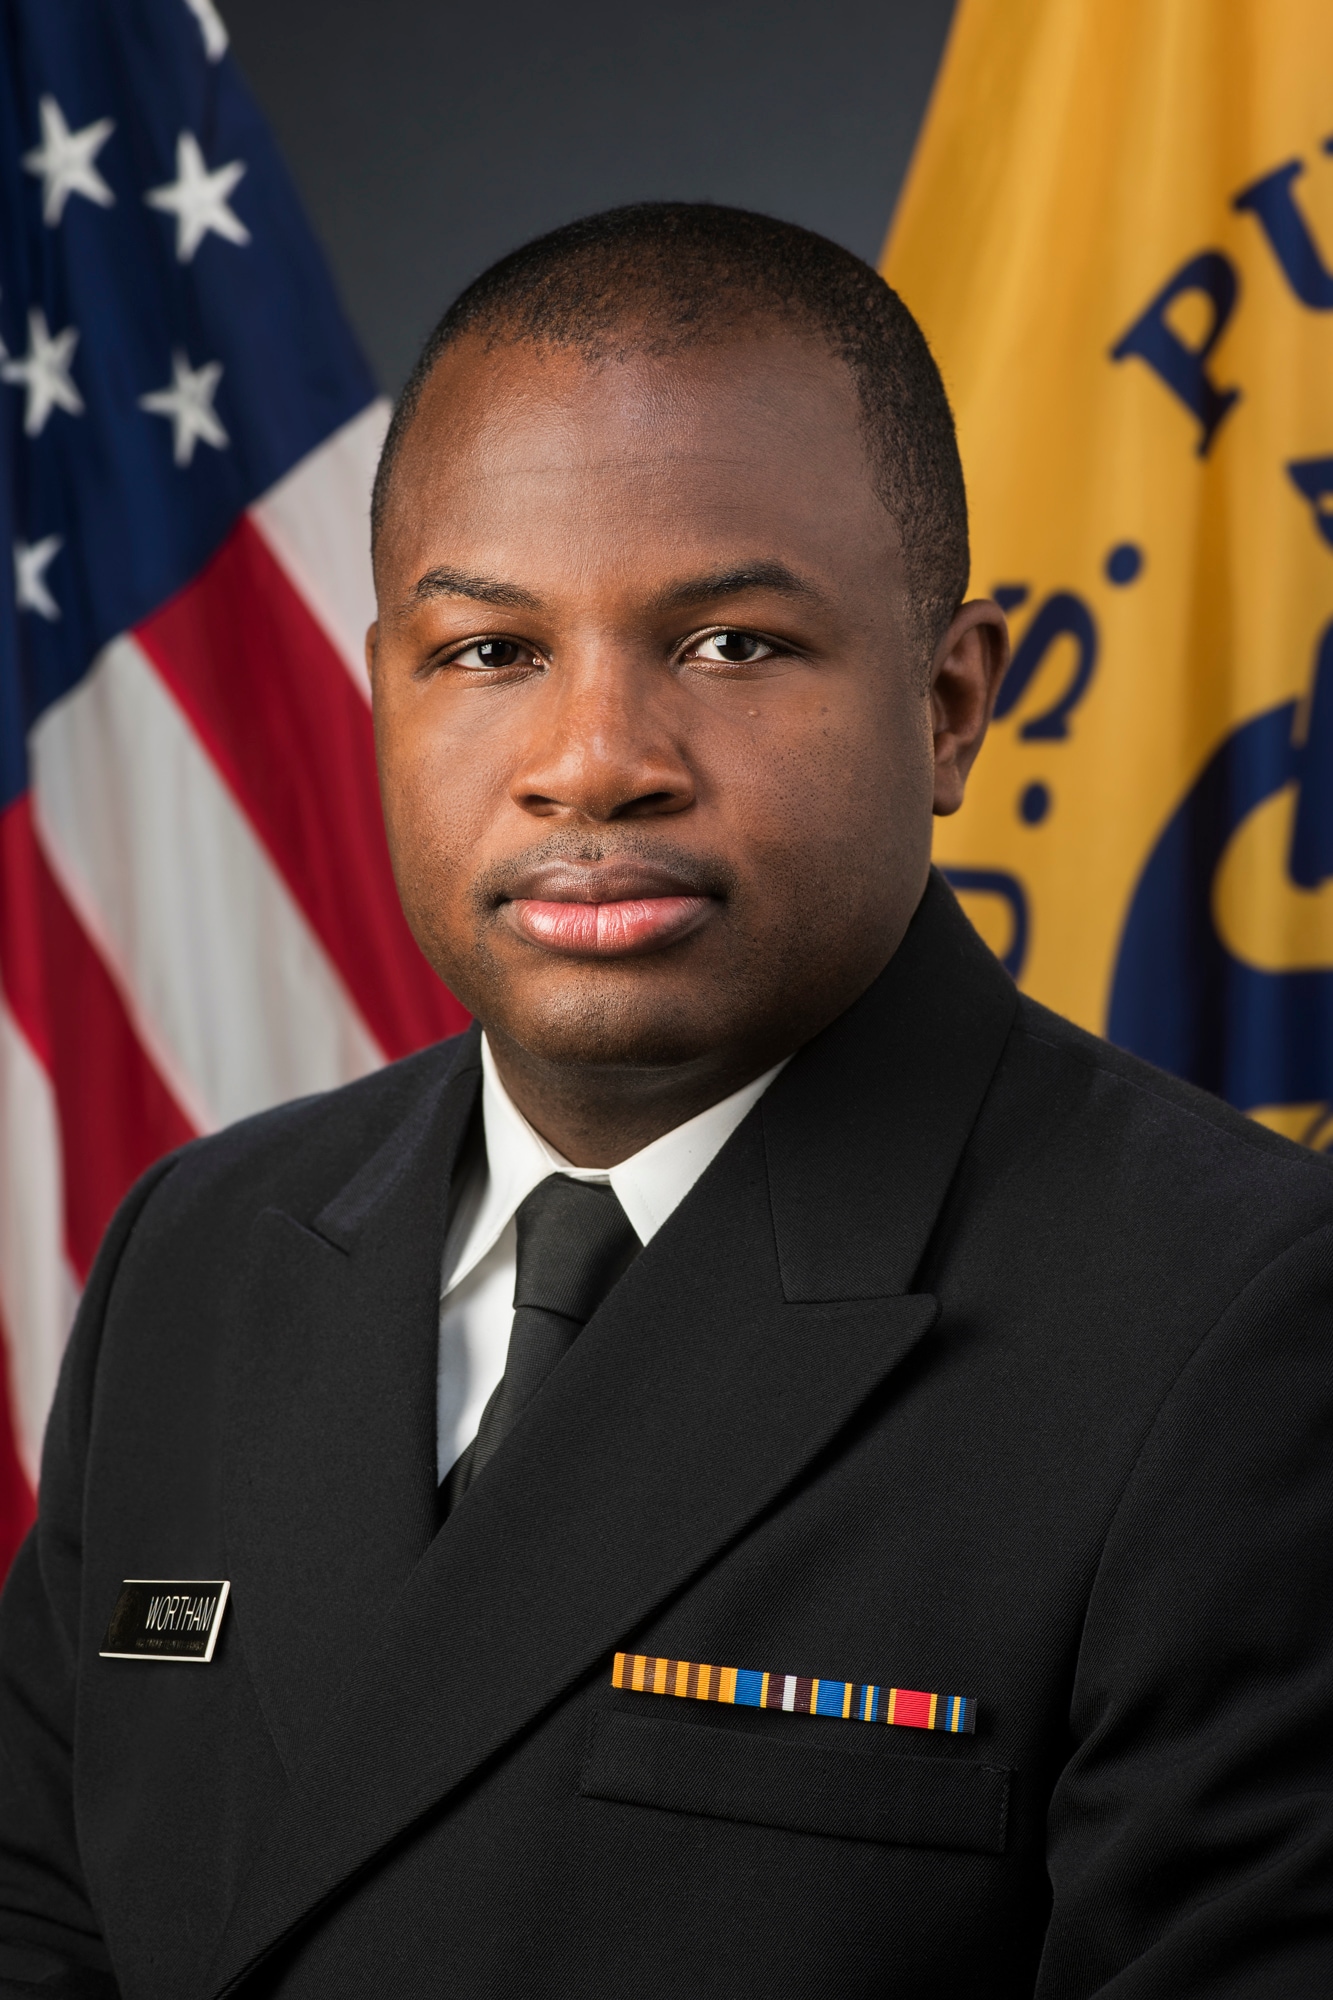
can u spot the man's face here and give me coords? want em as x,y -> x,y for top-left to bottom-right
370,330 -> 999,1084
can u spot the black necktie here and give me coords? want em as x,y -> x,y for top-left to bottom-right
440,1174 -> 639,1519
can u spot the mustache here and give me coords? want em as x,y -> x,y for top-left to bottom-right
470,831 -> 738,911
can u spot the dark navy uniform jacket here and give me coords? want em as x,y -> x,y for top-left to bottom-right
2,874 -> 1333,1997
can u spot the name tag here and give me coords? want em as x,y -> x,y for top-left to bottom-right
100,1580 -> 230,1662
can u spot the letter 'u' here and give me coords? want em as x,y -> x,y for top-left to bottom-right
1234,156 -> 1333,309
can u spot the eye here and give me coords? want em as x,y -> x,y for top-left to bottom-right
448,637 -> 539,671
688,629 -> 774,665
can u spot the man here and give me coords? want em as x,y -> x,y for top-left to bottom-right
1,203 -> 1332,1999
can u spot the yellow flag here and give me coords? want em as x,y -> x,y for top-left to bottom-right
885,0 -> 1333,1145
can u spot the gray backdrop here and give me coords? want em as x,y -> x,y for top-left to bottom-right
223,0 -> 956,392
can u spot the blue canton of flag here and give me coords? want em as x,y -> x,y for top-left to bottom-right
1,0 -> 375,790
0,0 -> 464,1577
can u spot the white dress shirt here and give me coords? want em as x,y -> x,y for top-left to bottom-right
436,1037 -> 787,1479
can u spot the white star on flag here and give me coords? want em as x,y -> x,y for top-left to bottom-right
183,0 -> 229,60
22,95 -> 116,226
0,309 -> 84,436
145,132 -> 250,262
138,350 -> 229,465
14,535 -> 63,621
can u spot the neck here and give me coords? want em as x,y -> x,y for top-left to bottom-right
482,1031 -> 786,1167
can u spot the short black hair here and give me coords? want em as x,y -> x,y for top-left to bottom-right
372,202 -> 969,656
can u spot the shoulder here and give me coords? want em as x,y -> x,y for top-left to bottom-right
122,1028 -> 479,1249
923,995 -> 1333,1490
985,992 -> 1333,1265
1012,991 -> 1329,1165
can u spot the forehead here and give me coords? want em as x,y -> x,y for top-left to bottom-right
376,332 -> 897,598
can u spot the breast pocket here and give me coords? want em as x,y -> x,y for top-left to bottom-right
581,1710 -> 1011,1854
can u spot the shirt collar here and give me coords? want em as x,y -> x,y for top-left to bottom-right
441,1035 -> 787,1295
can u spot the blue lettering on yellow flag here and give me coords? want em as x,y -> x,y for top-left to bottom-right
885,0 -> 1333,1148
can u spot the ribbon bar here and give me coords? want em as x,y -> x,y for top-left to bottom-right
611,1652 -> 976,1734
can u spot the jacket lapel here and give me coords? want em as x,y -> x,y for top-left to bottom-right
221,1028 -> 482,1777
764,869 -> 1019,1300
207,873 -> 1016,1997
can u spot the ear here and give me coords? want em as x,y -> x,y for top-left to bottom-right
930,601 -> 1009,816
365,622 -> 379,695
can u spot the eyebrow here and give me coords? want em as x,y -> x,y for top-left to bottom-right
407,565 -> 541,611
649,561 -> 825,611
403,557 -> 825,618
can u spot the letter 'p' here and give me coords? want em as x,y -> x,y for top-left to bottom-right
1110,250 -> 1241,456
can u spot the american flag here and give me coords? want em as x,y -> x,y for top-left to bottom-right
0,0 -> 467,1575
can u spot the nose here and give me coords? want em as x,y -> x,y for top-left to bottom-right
510,648 -> 695,823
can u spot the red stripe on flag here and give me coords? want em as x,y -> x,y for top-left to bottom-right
0,1302 -> 36,1582
135,521 -> 469,1059
0,793 -> 52,1071
0,796 -> 196,1280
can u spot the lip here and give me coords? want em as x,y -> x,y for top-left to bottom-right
499,861 -> 716,958
509,895 -> 711,956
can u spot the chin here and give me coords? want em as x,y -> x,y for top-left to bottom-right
483,976 -> 731,1073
